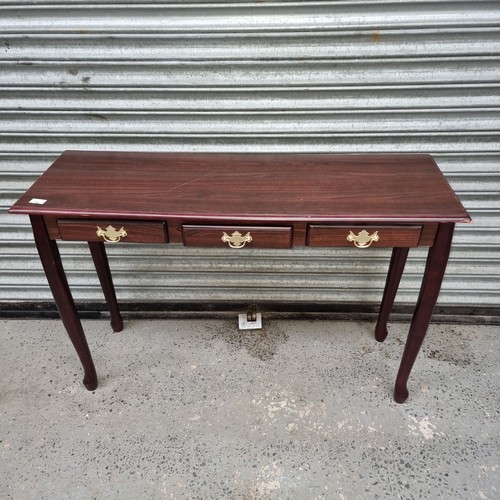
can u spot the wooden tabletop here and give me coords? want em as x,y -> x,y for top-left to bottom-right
10,151 -> 471,223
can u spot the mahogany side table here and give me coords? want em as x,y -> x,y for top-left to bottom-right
9,151 -> 471,403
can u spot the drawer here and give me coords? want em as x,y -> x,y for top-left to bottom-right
182,225 -> 293,249
307,225 -> 422,248
57,219 -> 168,243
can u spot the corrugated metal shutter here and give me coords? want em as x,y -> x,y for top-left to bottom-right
1,1 -> 499,309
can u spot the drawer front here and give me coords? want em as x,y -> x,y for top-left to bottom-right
182,225 -> 292,249
57,219 -> 168,243
307,225 -> 422,248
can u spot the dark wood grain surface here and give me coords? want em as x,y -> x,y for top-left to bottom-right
14,152 -> 468,401
10,151 -> 470,223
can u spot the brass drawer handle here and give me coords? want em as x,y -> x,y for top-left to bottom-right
96,225 -> 127,242
347,230 -> 379,248
221,231 -> 252,249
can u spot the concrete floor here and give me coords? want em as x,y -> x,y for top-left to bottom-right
0,317 -> 498,499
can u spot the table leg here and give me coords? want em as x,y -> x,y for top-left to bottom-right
393,223 -> 455,403
88,241 -> 123,332
30,215 -> 98,391
375,247 -> 409,342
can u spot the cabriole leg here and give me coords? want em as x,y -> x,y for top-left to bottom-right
394,223 -> 455,403
30,215 -> 98,390
88,241 -> 123,332
375,247 -> 409,342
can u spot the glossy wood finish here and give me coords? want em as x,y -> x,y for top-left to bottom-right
394,223 -> 455,403
88,241 -> 123,333
58,219 -> 167,243
375,247 -> 410,342
307,225 -> 422,248
10,151 -> 471,224
11,152 -> 471,402
30,215 -> 98,390
182,225 -> 293,248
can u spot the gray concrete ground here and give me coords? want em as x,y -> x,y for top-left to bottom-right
0,318 -> 498,499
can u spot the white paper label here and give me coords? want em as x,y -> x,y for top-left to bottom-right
29,198 -> 47,205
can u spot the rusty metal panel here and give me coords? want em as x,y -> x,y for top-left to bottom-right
1,1 -> 499,307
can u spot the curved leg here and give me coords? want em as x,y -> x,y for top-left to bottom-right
375,247 -> 409,342
30,216 -> 98,390
394,223 -> 454,403
88,241 -> 123,332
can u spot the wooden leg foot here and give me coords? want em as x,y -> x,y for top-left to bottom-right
111,317 -> 124,333
394,384 -> 409,404
83,370 -> 98,391
375,326 -> 388,343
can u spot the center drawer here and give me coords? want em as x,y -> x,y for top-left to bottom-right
182,225 -> 293,249
57,219 -> 168,243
